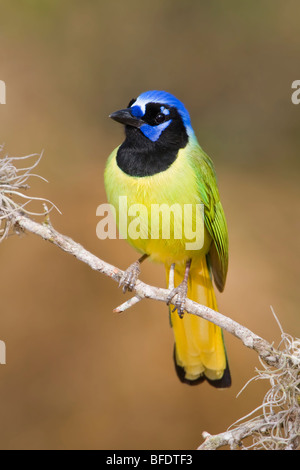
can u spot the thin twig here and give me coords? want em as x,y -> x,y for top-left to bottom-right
10,211 -> 280,368
1,149 -> 299,450
113,295 -> 142,313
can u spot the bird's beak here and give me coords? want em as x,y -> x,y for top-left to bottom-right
109,108 -> 143,128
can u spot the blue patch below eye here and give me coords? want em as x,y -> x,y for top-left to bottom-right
140,120 -> 171,142
130,105 -> 144,118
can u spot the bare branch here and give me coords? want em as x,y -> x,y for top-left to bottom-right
10,211 -> 279,367
1,150 -> 299,450
0,149 -> 280,366
199,329 -> 300,450
11,212 -> 299,450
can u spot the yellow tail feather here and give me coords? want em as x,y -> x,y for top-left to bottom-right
166,257 -> 230,387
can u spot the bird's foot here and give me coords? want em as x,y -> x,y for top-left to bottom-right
119,261 -> 141,293
167,279 -> 188,319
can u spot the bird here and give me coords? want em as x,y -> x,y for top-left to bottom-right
104,90 -> 231,387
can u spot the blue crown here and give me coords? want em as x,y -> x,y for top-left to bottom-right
134,90 -> 192,131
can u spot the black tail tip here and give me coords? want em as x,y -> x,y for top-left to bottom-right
174,350 -> 232,388
206,363 -> 232,388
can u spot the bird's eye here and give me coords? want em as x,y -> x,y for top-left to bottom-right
155,113 -> 165,124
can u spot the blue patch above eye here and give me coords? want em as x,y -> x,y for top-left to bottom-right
130,105 -> 144,118
140,120 -> 171,142
160,106 -> 170,116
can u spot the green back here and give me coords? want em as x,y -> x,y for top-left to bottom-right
189,142 -> 228,292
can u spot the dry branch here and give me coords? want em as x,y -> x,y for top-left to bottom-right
1,150 -> 299,450
12,211 -> 279,366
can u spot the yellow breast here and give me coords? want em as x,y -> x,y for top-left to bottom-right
104,147 -> 211,265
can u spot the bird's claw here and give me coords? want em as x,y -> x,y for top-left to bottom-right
167,281 -> 188,318
119,261 -> 141,293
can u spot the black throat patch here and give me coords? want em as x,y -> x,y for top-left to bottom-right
116,105 -> 188,177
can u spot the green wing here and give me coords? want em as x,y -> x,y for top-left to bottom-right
192,147 -> 229,292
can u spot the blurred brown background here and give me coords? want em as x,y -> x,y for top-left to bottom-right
0,0 -> 299,450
